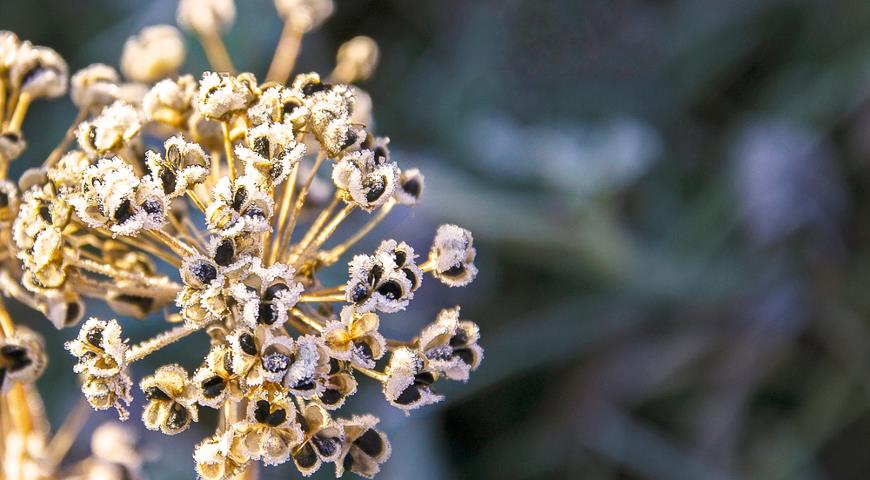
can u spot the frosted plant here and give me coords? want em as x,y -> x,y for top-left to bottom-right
0,1 -> 483,479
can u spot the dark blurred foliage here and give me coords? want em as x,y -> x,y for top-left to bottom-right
6,0 -> 870,479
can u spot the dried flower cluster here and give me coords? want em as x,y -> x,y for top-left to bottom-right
0,0 -> 482,479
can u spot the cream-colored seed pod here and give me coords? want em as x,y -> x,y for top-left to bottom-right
177,0 -> 237,35
333,36 -> 379,84
9,43 -> 68,99
71,63 -> 120,110
120,25 -> 185,83
274,0 -> 334,31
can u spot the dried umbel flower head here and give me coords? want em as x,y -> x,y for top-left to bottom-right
2,3 -> 484,479
121,25 -> 186,83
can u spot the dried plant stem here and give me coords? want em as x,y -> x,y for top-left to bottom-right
418,258 -> 435,272
43,399 -> 91,473
94,228 -> 182,267
280,152 -> 325,254
7,92 -> 30,133
353,365 -> 388,383
268,163 -> 300,264
126,323 -> 204,363
73,257 -> 179,289
298,292 -> 346,303
187,190 -> 207,212
266,19 -> 304,84
289,308 -> 324,333
4,85 -> 19,127
290,192 -> 341,257
295,203 -> 355,261
44,108 -> 87,168
222,121 -> 236,181
147,229 -> 199,257
199,30 -> 235,73
0,79 -> 6,126
320,199 -> 395,265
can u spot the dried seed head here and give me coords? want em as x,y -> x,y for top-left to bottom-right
71,63 -> 120,111
178,0 -> 237,35
0,326 -> 47,394
332,149 -> 400,211
418,306 -> 483,382
336,415 -> 391,479
8,42 -> 68,99
121,25 -> 185,83
333,36 -> 379,84
273,0 -> 334,31
394,168 -> 424,205
143,74 -> 197,127
322,306 -> 385,369
383,347 -> 443,412
0,131 -> 26,162
0,30 -> 20,73
194,428 -> 250,480
76,101 -> 142,155
139,364 -> 199,435
197,72 -> 257,121
429,224 -> 478,287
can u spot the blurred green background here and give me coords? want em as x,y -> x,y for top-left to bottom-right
7,0 -> 870,478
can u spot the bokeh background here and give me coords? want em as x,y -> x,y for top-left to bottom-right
5,0 -> 870,478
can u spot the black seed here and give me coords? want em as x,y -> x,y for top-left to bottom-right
201,376 -> 226,398
341,130 -> 358,150
65,302 -> 81,325
166,402 -> 189,429
296,412 -> 309,432
113,199 -> 134,224
343,451 -> 354,471
283,100 -> 300,116
0,191 -> 9,208
442,263 -> 465,277
253,136 -> 270,158
239,333 -> 257,356
142,200 -> 161,215
376,280 -> 403,300
301,82 -> 327,96
266,408 -> 286,427
9,357 -> 31,372
261,352 -> 290,372
264,283 -> 289,301
144,386 -> 171,401
294,442 -> 318,469
160,169 -> 177,194
0,368 -> 5,390
328,358 -> 341,375
372,146 -> 387,164
1,345 -> 27,360
350,284 -> 370,304
39,205 -> 52,223
364,176 -> 387,203
87,125 -> 98,148
115,294 -> 154,314
454,348 -> 474,365
312,435 -> 339,457
356,429 -> 385,457
245,205 -> 265,219
320,388 -> 342,405
232,186 -> 247,211
190,261 -> 218,284
86,327 -> 104,348
394,385 -> 421,405
367,265 -> 383,286
354,341 -> 373,361
414,371 -> 436,386
257,303 -> 277,325
213,239 -> 235,266
254,400 -> 270,423
80,351 -> 97,362
402,268 -> 419,290
449,330 -> 468,348
393,250 -> 407,267
292,377 -> 315,391
402,177 -> 421,199
223,352 -> 235,374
